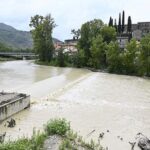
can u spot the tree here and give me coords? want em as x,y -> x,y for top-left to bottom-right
30,14 -> 56,62
122,11 -> 125,33
109,17 -> 113,27
118,13 -> 122,34
57,49 -> 65,67
123,39 -> 138,74
78,19 -> 104,66
106,42 -> 123,73
101,26 -> 116,44
90,35 -> 107,69
0,42 -> 12,52
138,34 -> 150,76
71,29 -> 81,40
127,16 -> 132,33
114,19 -> 118,32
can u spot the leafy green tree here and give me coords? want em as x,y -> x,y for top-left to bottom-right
123,39 -> 138,74
138,34 -> 150,76
71,29 -> 80,40
57,49 -> 65,67
72,50 -> 85,68
101,26 -> 116,44
0,42 -> 12,52
78,19 -> 104,66
106,42 -> 123,73
30,14 -> 56,62
90,35 -> 107,69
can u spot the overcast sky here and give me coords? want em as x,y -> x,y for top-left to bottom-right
0,0 -> 149,41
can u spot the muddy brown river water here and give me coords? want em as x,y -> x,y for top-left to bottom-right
0,60 -> 150,150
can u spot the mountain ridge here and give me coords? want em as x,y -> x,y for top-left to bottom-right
0,23 -> 61,49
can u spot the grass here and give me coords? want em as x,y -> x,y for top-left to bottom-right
0,118 -> 104,150
59,130 -> 104,150
44,118 -> 70,136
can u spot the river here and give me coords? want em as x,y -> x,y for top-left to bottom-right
0,60 -> 150,150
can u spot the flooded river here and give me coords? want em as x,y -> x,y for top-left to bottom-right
0,60 -> 150,150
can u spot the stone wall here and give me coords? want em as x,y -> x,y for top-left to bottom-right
0,96 -> 30,122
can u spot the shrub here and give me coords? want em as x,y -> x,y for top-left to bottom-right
44,118 -> 70,136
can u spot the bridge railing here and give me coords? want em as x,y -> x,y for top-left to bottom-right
0,52 -> 38,57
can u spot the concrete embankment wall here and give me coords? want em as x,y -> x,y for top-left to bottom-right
0,96 -> 30,122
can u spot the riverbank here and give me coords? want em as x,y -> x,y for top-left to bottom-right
0,118 -> 103,150
35,60 -> 150,79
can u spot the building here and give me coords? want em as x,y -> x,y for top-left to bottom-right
117,36 -> 129,49
125,22 -> 150,40
54,39 -> 78,55
117,22 -> 150,48
53,40 -> 63,50
63,39 -> 78,53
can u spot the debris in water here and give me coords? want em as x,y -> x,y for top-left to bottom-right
7,118 -> 16,128
99,132 -> 104,139
136,133 -> 150,150
86,130 -> 95,137
0,132 -> 6,143
107,130 -> 110,133
129,142 -> 136,150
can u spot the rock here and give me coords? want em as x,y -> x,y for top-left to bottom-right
43,135 -> 62,150
117,136 -> 120,139
7,118 -> 16,128
99,132 -> 104,139
129,142 -> 136,150
107,130 -> 110,133
137,133 -> 150,150
0,132 -> 6,143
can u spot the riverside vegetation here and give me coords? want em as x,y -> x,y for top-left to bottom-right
0,118 -> 104,150
30,14 -> 149,77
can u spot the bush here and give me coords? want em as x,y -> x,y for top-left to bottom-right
0,131 -> 47,150
0,138 -> 32,150
44,118 -> 70,136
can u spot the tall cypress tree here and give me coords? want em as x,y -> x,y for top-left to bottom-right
114,19 -> 118,32
127,16 -> 132,33
118,13 -> 122,34
122,11 -> 125,33
109,17 -> 111,26
109,17 -> 113,26
111,18 -> 114,26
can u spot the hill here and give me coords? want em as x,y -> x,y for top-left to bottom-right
0,23 -> 61,50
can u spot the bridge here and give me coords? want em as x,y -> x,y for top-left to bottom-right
0,52 -> 38,59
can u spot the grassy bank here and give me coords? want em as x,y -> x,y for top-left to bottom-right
0,118 -> 104,150
35,59 -> 75,68
35,60 -> 150,79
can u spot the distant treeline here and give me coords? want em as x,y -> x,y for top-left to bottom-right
0,42 -> 33,52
